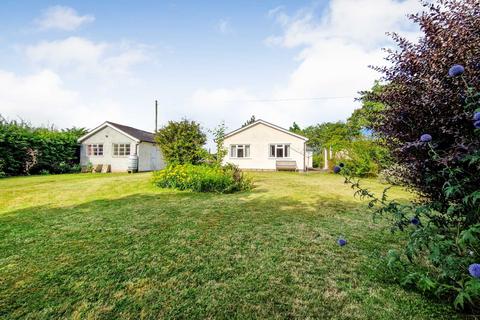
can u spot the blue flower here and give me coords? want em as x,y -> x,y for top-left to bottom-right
410,217 -> 420,226
475,121 -> 480,129
420,134 -> 432,143
448,64 -> 465,77
339,162 -> 345,168
474,112 -> 480,121
337,238 -> 347,246
333,166 -> 341,174
469,263 -> 480,278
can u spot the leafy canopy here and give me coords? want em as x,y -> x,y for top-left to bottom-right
155,119 -> 207,165
349,81 -> 386,133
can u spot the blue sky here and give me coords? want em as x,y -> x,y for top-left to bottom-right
0,0 -> 422,137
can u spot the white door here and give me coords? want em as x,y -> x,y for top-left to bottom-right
150,149 -> 158,170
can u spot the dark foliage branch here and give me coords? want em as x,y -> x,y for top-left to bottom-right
339,0 -> 480,312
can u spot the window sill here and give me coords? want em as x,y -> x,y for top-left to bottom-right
268,157 -> 293,160
229,157 -> 252,160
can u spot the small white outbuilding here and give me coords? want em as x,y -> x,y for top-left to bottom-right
223,119 -> 313,171
77,121 -> 165,172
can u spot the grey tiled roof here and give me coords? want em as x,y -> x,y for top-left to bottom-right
106,121 -> 156,143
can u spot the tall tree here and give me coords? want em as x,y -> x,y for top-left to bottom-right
289,122 -> 302,135
210,121 -> 228,165
348,81 -> 386,133
242,115 -> 256,127
302,122 -> 351,152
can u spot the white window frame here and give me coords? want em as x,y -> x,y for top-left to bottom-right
230,144 -> 250,158
112,143 -> 131,157
269,144 -> 290,158
87,143 -> 104,156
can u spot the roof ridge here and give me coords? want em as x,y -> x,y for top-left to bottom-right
106,121 -> 154,134
224,119 -> 308,141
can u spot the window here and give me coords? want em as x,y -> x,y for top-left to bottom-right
113,143 -> 131,157
230,144 -> 250,158
87,144 -> 103,156
269,144 -> 290,158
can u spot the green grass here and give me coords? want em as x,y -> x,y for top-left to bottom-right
0,172 -> 457,319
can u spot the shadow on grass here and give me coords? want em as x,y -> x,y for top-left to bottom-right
0,192 -> 456,319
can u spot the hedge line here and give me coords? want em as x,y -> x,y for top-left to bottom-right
0,117 -> 86,177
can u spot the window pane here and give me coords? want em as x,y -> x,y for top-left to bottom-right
270,145 -> 275,157
125,144 -> 130,155
231,146 -> 236,157
237,148 -> 244,158
285,145 -> 290,157
245,145 -> 250,157
277,147 -> 284,158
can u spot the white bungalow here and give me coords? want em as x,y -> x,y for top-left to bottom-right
223,119 -> 313,171
77,121 -> 165,172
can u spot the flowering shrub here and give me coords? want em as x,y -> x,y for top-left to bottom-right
152,163 -> 252,193
343,0 -> 480,313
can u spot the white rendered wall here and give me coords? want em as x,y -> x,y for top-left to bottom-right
223,122 -> 307,171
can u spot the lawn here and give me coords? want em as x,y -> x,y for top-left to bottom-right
0,172 -> 457,319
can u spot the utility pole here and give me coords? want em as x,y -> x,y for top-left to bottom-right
155,100 -> 158,133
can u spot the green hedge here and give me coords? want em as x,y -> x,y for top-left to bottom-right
153,163 -> 252,193
0,118 -> 86,176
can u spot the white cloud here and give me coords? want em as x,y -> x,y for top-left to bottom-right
216,18 -> 232,35
194,0 -> 423,130
25,37 -> 105,70
1,9 -> 152,131
0,68 -> 134,129
25,37 -> 149,76
34,6 -> 94,31
270,0 -> 421,49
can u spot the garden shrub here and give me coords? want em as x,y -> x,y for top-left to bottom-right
339,0 -> 480,313
339,139 -> 391,178
155,119 -> 207,165
153,163 -> 252,193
